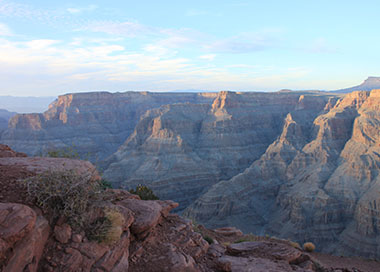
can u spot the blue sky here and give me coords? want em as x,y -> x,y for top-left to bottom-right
0,0 -> 379,96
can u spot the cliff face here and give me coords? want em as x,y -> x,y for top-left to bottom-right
184,90 -> 380,259
103,91 -> 334,211
4,89 -> 380,259
1,92 -> 216,161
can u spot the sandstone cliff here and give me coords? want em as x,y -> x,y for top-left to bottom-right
1,92 -> 216,162
103,91 -> 335,211
185,90 -> 380,259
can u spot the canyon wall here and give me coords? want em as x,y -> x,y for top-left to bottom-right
184,90 -> 380,259
1,92 -> 216,162
3,89 -> 380,259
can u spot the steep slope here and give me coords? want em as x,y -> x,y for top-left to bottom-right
334,76 -> 380,93
104,91 -> 334,211
1,92 -> 216,162
185,90 -> 380,259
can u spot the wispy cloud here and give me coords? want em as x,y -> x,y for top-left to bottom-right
307,38 -> 339,53
185,9 -> 223,17
204,32 -> 278,54
67,5 -> 97,14
78,21 -> 155,37
199,54 -> 216,61
0,22 -> 12,36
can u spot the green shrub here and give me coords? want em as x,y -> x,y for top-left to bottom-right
234,233 -> 259,243
98,178 -> 113,190
47,145 -> 80,159
24,170 -> 102,227
203,235 -> 213,244
129,184 -> 159,200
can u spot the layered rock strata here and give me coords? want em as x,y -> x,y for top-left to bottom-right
185,90 -> 380,259
103,91 -> 334,210
1,92 -> 217,162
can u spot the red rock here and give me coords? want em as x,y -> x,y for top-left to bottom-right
214,227 -> 243,237
0,203 -> 36,247
96,232 -> 130,271
0,144 -> 27,158
3,215 -> 50,272
119,199 -> 163,235
72,234 -> 82,243
54,223 -> 72,244
227,241 -> 302,263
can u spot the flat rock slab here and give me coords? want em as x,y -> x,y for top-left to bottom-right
227,241 -> 302,263
217,255 -> 304,272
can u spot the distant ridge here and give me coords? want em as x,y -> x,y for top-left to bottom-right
0,96 -> 55,113
333,76 -> 380,93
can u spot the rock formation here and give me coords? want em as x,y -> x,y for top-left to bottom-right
3,88 -> 380,260
1,145 -> 374,271
103,91 -> 335,211
1,92 -> 216,162
185,90 -> 380,259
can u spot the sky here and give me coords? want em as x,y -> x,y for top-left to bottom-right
0,0 -> 379,96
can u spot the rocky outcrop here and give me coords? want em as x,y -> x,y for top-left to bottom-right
1,92 -> 217,162
185,89 -> 380,259
1,145 -> 377,271
103,91 -> 334,210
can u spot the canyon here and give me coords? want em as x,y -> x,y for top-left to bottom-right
1,87 -> 380,260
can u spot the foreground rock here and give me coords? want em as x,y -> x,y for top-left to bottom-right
2,145 -> 373,271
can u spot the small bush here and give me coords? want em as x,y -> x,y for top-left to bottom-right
98,179 -> 113,190
289,241 -> 301,249
234,233 -> 259,243
47,145 -> 80,159
25,170 -> 102,227
129,185 -> 159,200
87,216 -> 113,243
88,208 -> 124,244
203,236 -> 213,244
303,242 -> 316,252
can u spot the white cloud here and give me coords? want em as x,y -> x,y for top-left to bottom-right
67,5 -> 97,14
67,8 -> 80,14
199,54 -> 216,61
0,23 -> 12,36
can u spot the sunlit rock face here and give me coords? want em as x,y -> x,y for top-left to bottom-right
185,90 -> 380,259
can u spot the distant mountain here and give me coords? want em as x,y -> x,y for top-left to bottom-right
333,76 -> 380,93
0,109 -> 16,132
0,96 -> 55,113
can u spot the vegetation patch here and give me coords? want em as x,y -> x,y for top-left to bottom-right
24,170 -> 103,228
303,242 -> 316,252
129,184 -> 159,200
